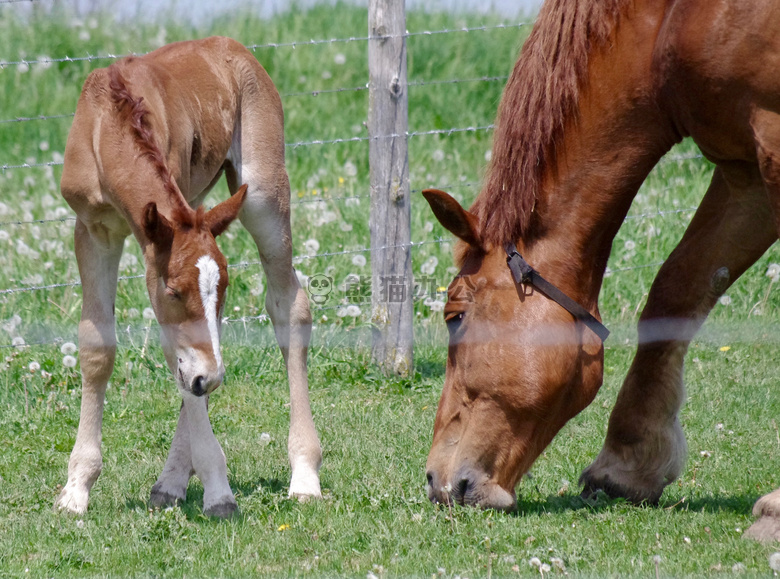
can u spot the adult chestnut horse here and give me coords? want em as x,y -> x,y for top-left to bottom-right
423,0 -> 780,540
56,37 -> 322,517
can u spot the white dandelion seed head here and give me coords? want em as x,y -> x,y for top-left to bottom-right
12,336 -> 26,348
423,221 -> 434,233
79,30 -> 90,41
76,519 -> 85,528
343,161 -> 358,177
60,342 -> 77,355
652,555 -> 662,564
541,563 -> 551,573
339,221 -> 353,232
304,238 -> 320,255
624,239 -> 636,251
259,432 -> 271,446
485,149 -> 493,162
768,263 -> 780,281
28,361 -> 40,373
18,62 -> 30,74
529,557 -> 542,569
718,295 -> 732,306
39,140 -> 50,151
142,307 -> 156,320
62,355 -> 77,368
732,562 -> 746,573
127,308 -> 140,319
420,256 -> 439,276
0,231 -> 7,243
769,552 -> 780,571
352,254 -> 367,267
336,306 -> 349,318
334,53 -> 346,65
345,305 -> 361,318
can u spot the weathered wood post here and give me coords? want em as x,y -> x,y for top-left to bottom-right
368,0 -> 413,377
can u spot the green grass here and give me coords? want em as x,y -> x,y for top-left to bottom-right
1,2 -> 780,577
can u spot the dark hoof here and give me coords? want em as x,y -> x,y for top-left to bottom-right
150,483 -> 185,508
744,517 -> 780,543
204,500 -> 238,519
579,472 -> 661,506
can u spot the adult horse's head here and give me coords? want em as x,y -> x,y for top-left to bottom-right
142,185 -> 247,397
422,189 -> 606,511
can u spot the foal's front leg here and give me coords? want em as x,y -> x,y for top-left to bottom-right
149,401 -> 194,507
55,220 -> 123,514
580,169 -> 775,504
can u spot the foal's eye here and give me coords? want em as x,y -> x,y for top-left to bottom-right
165,286 -> 182,300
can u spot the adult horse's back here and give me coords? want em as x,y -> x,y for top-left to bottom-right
56,37 -> 322,516
423,0 -> 780,540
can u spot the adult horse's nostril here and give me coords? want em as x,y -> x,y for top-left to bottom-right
453,477 -> 471,505
426,471 -> 434,486
191,375 -> 206,396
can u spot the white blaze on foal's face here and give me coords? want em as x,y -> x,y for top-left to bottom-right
196,254 -> 223,370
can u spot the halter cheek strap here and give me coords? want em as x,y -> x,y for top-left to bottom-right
504,243 -> 610,342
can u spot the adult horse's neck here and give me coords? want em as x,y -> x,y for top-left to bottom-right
476,0 -> 678,310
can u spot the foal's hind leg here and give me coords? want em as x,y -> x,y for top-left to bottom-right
233,165 -> 322,500
55,220 -> 124,514
580,167 -> 775,504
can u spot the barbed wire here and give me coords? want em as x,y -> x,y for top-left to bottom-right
0,22 -> 530,70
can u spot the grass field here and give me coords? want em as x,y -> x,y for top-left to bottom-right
2,2 -> 780,577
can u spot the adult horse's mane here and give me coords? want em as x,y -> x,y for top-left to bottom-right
471,0 -> 629,246
107,61 -> 198,226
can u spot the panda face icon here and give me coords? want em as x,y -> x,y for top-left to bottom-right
308,274 -> 333,304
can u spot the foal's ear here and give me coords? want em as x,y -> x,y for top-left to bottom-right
206,184 -> 248,237
422,189 -> 482,248
143,202 -> 174,248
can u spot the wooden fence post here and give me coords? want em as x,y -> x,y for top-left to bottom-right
368,0 -> 413,377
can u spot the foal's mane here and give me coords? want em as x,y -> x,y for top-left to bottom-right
471,0 -> 629,246
107,61 -> 197,227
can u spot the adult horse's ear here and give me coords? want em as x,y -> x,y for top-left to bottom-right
422,189 -> 482,249
206,184 -> 248,237
143,202 -> 174,248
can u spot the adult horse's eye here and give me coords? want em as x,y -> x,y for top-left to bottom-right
444,311 -> 465,334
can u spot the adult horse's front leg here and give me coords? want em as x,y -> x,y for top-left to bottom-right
580,168 -> 775,504
55,220 -> 124,514
239,173 -> 322,500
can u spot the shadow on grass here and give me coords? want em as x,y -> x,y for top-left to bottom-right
513,491 -> 758,516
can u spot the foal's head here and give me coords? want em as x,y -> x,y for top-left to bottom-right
422,190 -> 604,511
142,186 -> 247,397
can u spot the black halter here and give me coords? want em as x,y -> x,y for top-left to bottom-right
504,243 -> 610,342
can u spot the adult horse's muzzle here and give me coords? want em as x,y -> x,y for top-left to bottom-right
426,464 -> 517,511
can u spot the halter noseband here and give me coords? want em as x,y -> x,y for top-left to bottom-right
504,243 -> 610,342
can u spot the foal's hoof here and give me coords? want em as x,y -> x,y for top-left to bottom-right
744,517 -> 780,543
744,490 -> 780,543
149,488 -> 184,508
204,499 -> 238,519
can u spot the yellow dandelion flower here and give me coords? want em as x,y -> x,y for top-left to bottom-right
297,191 -> 304,198
312,189 -> 319,196
338,177 -> 345,184
277,524 -> 290,532
436,286 -> 447,293
719,346 -> 731,352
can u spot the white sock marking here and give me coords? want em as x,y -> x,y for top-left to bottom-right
195,255 -> 222,368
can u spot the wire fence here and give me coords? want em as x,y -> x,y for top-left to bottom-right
0,4 -> 719,352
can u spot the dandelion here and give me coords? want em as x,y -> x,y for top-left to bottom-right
28,361 -> 40,373
0,202 -> 9,216
59,342 -> 77,356
718,295 -> 732,306
39,140 -> 50,151
321,70 -> 332,80
334,53 -> 346,65
716,422 -> 724,431
421,256 -> 438,276
277,523 -> 290,532
529,557 -> 542,569
18,62 -> 30,74
550,558 -> 566,572
336,306 -> 349,318
304,238 -> 320,255
485,149 -> 493,162
624,239 -> 636,251
768,263 -> 780,282
769,552 -> 780,573
127,308 -> 140,319
719,345 -> 731,352
352,254 -> 367,267
259,432 -> 271,446
732,563 -> 746,573
700,450 -> 712,458
541,563 -> 551,574
345,305 -> 361,317
76,519 -> 85,528
344,161 -> 358,177
12,336 -> 25,348
143,307 -> 156,321
340,222 -> 353,232
432,149 -> 445,162
62,355 -> 77,368
0,231 -> 7,242
79,30 -> 90,42
423,221 -> 434,233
